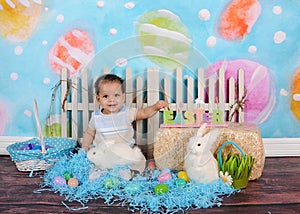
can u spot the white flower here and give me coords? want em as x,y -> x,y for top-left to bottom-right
195,97 -> 205,104
219,171 -> 233,186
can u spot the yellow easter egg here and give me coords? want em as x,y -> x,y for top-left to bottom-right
0,0 -> 43,42
178,171 -> 189,182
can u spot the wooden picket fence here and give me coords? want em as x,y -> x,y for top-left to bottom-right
60,67 -> 245,155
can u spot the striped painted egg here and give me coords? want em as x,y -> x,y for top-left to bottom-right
291,67 -> 300,121
0,0 -> 43,42
205,59 -> 275,124
48,29 -> 95,76
136,9 -> 192,71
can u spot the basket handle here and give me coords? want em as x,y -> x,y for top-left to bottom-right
33,99 -> 46,155
217,141 -> 246,170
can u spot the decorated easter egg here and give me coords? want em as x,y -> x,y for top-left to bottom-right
0,99 -> 8,135
0,0 -> 43,42
136,10 -> 192,70
154,183 -> 169,195
205,59 -> 275,124
125,183 -> 141,194
218,0 -> 261,41
53,176 -> 67,186
48,29 -> 95,76
63,172 -> 72,181
147,160 -> 156,170
104,178 -> 119,189
175,178 -> 187,188
178,171 -> 189,182
158,172 -> 172,182
291,67 -> 300,121
68,178 -> 79,187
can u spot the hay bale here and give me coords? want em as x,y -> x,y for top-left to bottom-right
153,122 -> 265,180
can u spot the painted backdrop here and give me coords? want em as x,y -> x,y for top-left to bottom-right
0,0 -> 300,138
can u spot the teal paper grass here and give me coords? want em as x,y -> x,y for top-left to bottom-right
40,149 -> 237,213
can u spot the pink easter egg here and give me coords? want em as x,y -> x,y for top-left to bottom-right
205,59 -> 275,124
158,172 -> 172,182
53,176 -> 67,186
48,29 -> 95,76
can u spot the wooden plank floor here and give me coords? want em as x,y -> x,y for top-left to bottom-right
0,155 -> 299,213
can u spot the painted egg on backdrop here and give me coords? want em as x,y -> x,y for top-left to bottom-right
205,59 -> 275,124
136,9 -> 192,71
291,67 -> 300,121
48,29 -> 95,77
0,0 -> 43,42
218,0 -> 261,41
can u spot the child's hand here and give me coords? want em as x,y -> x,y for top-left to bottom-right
156,100 -> 169,110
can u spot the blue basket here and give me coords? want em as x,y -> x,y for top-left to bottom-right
7,137 -> 77,174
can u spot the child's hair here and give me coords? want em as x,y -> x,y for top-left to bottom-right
94,74 -> 125,95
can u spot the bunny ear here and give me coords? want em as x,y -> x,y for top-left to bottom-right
196,123 -> 207,137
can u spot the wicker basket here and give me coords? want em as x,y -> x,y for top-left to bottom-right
6,137 -> 77,173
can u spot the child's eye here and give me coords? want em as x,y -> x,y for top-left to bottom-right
115,94 -> 120,97
103,95 -> 108,99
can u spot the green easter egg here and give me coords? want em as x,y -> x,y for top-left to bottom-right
154,183 -> 169,195
136,10 -> 191,71
175,178 -> 187,188
63,172 -> 72,181
104,178 -> 119,189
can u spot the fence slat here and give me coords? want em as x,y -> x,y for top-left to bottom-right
61,68 -> 68,138
228,77 -> 235,122
71,77 -> 78,139
238,68 -> 245,123
81,69 -> 89,137
136,76 -> 143,145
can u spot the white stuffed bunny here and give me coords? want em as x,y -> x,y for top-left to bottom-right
87,139 -> 146,174
183,123 -> 219,183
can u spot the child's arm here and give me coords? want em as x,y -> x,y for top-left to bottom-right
82,127 -> 96,151
136,100 -> 169,120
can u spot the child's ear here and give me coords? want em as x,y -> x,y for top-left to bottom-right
96,95 -> 101,104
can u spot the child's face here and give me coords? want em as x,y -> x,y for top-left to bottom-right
96,81 -> 125,114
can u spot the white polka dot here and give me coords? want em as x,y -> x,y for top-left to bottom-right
42,40 -> 48,46
56,14 -> 64,23
206,36 -> 216,47
97,1 -> 104,8
44,7 -> 49,11
24,109 -> 32,117
280,88 -> 288,96
115,58 -> 127,67
273,31 -> 286,44
273,6 -> 282,15
14,46 -> 23,55
109,28 -> 117,35
248,45 -> 257,53
198,9 -> 210,21
124,2 -> 135,9
293,93 -> 300,101
43,78 -> 51,84
10,72 -> 19,80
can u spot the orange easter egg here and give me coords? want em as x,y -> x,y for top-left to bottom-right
67,177 -> 79,187
218,0 -> 261,41
0,0 -> 42,42
48,29 -> 95,76
291,67 -> 300,121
